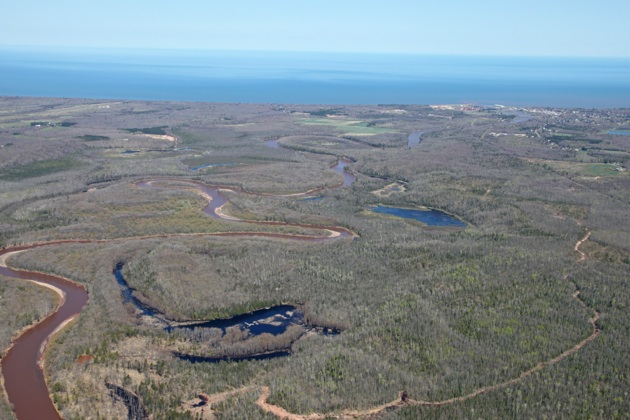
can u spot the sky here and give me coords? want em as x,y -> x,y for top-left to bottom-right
2,0 -> 630,57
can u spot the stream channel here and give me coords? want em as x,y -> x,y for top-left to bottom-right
114,263 -> 338,364
0,158 -> 354,419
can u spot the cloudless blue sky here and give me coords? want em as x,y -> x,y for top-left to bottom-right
2,0 -> 629,57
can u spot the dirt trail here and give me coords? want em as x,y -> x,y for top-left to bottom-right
183,387 -> 257,419
575,230 -> 591,261
3,174 -> 599,419
202,229 -> 600,419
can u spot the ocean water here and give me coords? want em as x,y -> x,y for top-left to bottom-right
1,47 -> 629,108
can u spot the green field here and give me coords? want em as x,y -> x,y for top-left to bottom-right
300,118 -> 396,135
0,157 -> 84,181
532,159 -> 624,177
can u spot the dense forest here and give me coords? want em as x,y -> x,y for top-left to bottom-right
0,97 -> 629,418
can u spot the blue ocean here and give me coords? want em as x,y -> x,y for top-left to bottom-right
1,46 -> 629,108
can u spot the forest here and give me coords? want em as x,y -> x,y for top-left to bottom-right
0,97 -> 629,419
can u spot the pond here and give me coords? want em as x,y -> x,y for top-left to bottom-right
372,205 -> 466,227
407,130 -> 428,147
113,263 -> 339,363
263,139 -> 280,148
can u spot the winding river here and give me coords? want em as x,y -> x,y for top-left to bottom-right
114,263 -> 337,364
0,160 -> 355,419
407,130 -> 428,147
0,244 -> 89,420
508,110 -> 532,124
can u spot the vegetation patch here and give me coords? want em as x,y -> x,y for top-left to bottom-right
0,157 -> 84,181
371,181 -> 407,198
77,135 -> 111,141
300,118 -> 396,135
529,159 -> 625,177
124,126 -> 168,135
308,108 -> 346,117
30,121 -> 77,127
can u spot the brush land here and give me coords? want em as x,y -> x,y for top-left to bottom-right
0,97 -> 629,418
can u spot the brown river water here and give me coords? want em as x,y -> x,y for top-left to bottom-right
0,243 -> 89,420
1,161 -> 355,419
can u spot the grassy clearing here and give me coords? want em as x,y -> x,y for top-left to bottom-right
25,103 -> 120,119
300,118 -> 396,135
0,157 -> 84,181
528,159 -> 624,177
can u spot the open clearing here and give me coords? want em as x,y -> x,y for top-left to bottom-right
300,118 -> 396,135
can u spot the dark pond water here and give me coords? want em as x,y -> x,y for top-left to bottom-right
113,263 -> 166,321
114,264 -> 303,334
372,205 -> 466,227
174,350 -> 292,364
113,264 -> 337,363
171,305 -> 303,336
122,150 -> 141,154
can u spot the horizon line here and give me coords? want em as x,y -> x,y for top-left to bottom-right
1,44 -> 629,60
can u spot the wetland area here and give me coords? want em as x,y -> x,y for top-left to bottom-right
0,98 -> 629,419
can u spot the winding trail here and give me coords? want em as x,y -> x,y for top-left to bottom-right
0,164 -> 355,419
198,230 -> 600,419
1,159 -> 600,419
575,230 -> 591,261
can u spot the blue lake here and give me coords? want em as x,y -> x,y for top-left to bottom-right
372,205 -> 466,227
608,130 -> 630,136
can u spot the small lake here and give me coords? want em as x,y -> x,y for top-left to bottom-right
372,205 -> 466,227
608,130 -> 630,136
171,305 -> 302,336
113,263 -> 338,363
263,139 -> 281,148
407,130 -> 428,147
